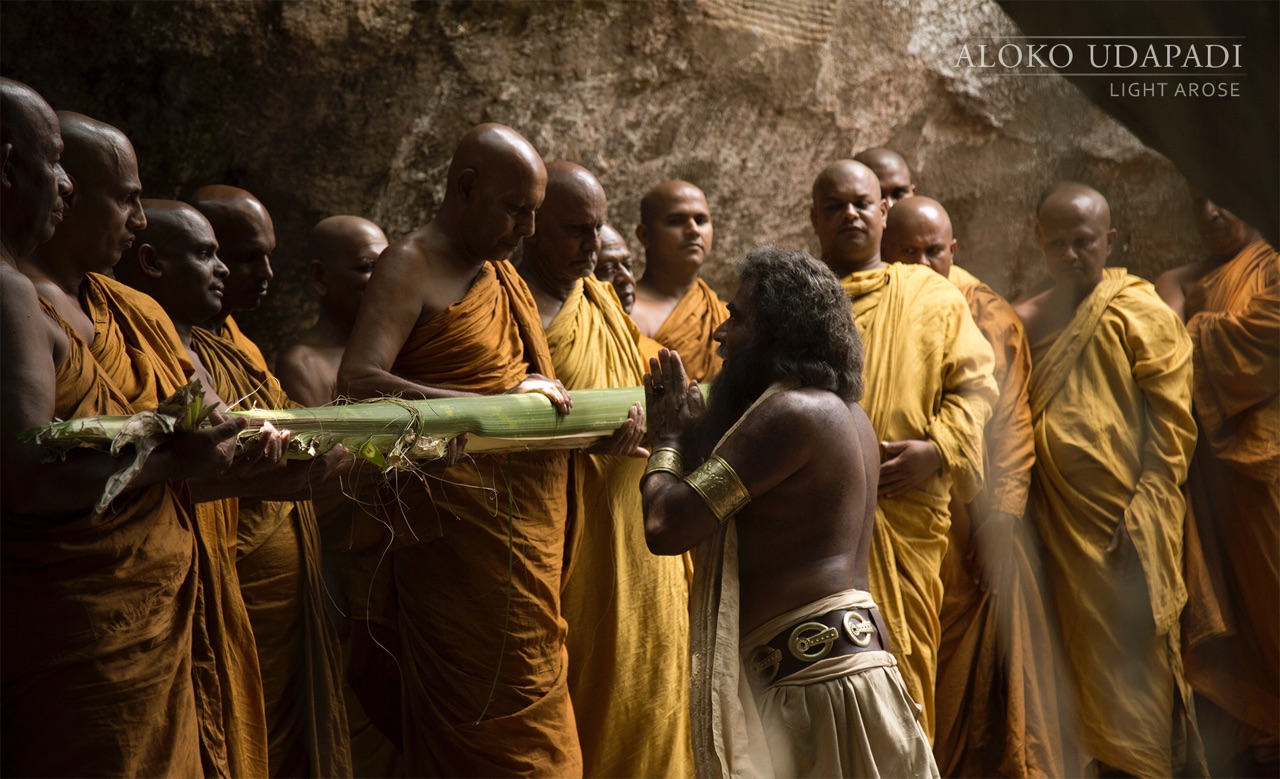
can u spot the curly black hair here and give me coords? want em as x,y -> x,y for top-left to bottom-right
737,245 -> 864,402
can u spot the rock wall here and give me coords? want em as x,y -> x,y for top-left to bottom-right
2,0 -> 1205,362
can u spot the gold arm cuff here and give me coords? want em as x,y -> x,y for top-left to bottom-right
684,454 -> 750,522
644,447 -> 685,482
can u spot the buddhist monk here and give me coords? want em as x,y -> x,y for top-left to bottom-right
274,214 -> 401,776
188,184 -> 274,369
854,147 -> 917,209
642,246 -> 938,777
1016,182 -> 1203,777
116,200 -> 354,778
1159,195 -> 1279,777
19,111 -> 275,777
519,162 -> 693,777
810,160 -> 997,741
276,215 -> 388,406
632,180 -> 728,382
595,222 -> 665,366
883,197 -> 1065,776
0,81 -> 243,778
337,123 -> 581,776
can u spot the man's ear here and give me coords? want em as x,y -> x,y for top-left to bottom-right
877,198 -> 888,228
309,259 -> 327,298
635,222 -> 649,249
1,143 -> 13,191
809,204 -> 819,233
1104,227 -> 1118,255
455,169 -> 477,205
137,243 -> 165,279
949,239 -> 958,256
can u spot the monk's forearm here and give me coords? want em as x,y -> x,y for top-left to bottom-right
339,365 -> 476,402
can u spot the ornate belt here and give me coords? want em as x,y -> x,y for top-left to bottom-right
743,605 -> 891,690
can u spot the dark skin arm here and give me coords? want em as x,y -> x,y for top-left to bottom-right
1,270 -> 243,515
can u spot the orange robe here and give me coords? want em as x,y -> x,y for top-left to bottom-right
82,272 -> 269,777
1,298 -> 203,777
192,326 -> 352,778
933,266 -> 1065,777
220,313 -> 270,371
548,278 -> 694,778
1026,269 -> 1201,777
841,263 -> 998,740
652,277 -> 728,382
1181,240 -> 1280,757
383,260 -> 580,776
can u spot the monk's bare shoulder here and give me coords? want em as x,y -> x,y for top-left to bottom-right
275,342 -> 338,406
376,224 -> 480,326
1013,287 -> 1051,332
1,263 -> 68,369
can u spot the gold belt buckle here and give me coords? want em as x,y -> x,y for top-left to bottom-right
747,646 -> 781,685
788,622 -> 838,662
842,609 -> 875,647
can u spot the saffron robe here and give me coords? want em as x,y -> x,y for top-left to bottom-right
1,298 -> 203,777
652,277 -> 728,382
840,263 -> 997,740
547,277 -> 694,778
1181,240 -> 1280,753
1026,268 -> 1201,778
81,272 -> 270,777
221,313 -> 270,372
192,326 -> 353,778
384,260 -> 580,776
933,266 -> 1065,777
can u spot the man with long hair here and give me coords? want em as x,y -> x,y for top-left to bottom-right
642,245 -> 937,778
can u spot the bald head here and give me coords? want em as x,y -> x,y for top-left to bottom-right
636,180 -> 713,281
882,196 -> 956,277
116,199 -> 226,328
440,123 -> 546,263
854,147 -> 915,208
595,223 -> 636,312
34,112 -> 145,272
189,185 -> 275,315
0,79 -> 71,260
1035,182 -> 1115,295
524,161 -> 608,286
810,160 -> 887,276
307,215 -> 387,326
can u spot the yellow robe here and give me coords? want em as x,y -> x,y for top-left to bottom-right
547,277 -> 694,778
1,298 -> 203,777
383,260 -> 580,776
653,277 -> 729,382
192,326 -> 352,778
840,262 -> 997,740
82,272 -> 270,777
220,313 -> 270,371
1181,240 -> 1280,753
934,266 -> 1064,777
1026,268 -> 1200,777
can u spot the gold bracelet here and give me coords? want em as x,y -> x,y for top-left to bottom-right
644,447 -> 685,482
684,454 -> 751,522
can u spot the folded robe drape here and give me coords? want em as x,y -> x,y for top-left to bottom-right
82,272 -> 270,778
840,263 -> 997,740
192,326 -> 353,778
652,277 -> 728,383
933,265 -> 1065,777
1026,268 -> 1202,778
1,297 -> 203,777
548,277 -> 694,778
1180,240 -> 1280,753
383,260 -> 580,777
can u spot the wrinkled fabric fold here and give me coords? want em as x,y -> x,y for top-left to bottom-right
652,277 -> 729,382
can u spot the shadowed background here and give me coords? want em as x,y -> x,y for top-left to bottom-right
3,0 -> 1274,363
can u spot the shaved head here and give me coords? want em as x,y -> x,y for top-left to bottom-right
810,160 -> 886,275
189,184 -> 275,315
639,180 -> 704,227
306,215 -> 387,326
440,123 -> 547,262
635,180 -> 713,281
308,215 -> 387,268
595,223 -> 635,312
882,196 -> 957,277
1,78 -> 71,259
853,147 -> 915,208
36,112 -> 145,272
116,199 -> 226,327
523,161 -> 608,285
1035,182 -> 1115,296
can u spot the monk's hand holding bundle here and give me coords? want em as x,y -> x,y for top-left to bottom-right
507,372 -> 573,414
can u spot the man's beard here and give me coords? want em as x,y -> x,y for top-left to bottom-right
688,343 -> 773,461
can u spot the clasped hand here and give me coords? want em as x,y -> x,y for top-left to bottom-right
644,349 -> 704,448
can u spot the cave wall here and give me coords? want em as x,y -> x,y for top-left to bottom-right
2,0 -> 1208,363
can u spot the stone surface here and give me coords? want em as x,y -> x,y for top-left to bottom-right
2,0 -> 1210,362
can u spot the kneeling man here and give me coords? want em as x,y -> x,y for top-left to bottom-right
641,245 -> 938,778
